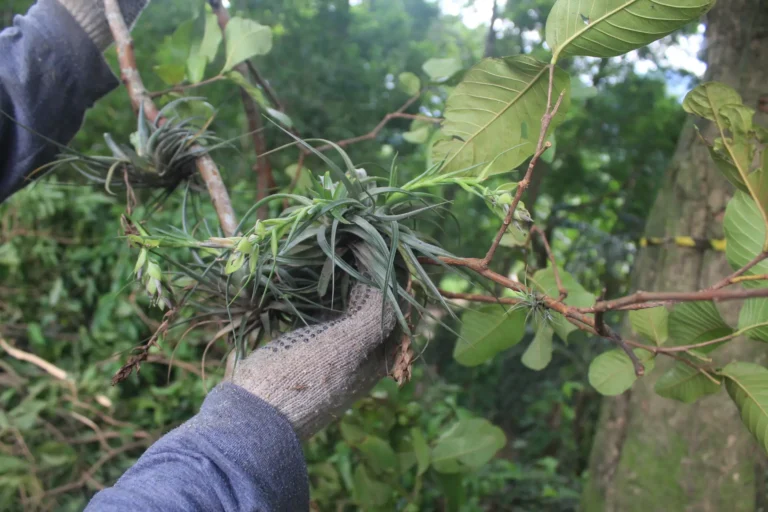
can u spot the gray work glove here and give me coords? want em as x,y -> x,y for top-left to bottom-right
228,279 -> 398,440
57,0 -> 148,51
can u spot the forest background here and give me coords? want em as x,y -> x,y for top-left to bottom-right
1,0 -> 764,510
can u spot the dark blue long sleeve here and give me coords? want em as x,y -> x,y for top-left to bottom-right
85,383 -> 309,511
0,0 -> 117,202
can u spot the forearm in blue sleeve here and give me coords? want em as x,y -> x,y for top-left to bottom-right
85,383 -> 310,512
0,0 -> 119,202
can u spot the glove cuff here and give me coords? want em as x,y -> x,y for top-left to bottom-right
56,0 -> 148,52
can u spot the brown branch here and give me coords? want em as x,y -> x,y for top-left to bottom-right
438,289 -> 524,306
530,225 -> 567,299
483,65 -> 566,267
578,287 -> 768,314
104,0 -> 238,236
0,338 -> 68,380
708,251 -> 768,290
246,60 -> 285,113
314,94 -> 426,152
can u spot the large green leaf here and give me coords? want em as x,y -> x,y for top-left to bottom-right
654,363 -> 721,404
721,362 -> 768,455
431,418 -> 506,474
398,72 -> 421,95
222,17 -> 273,72
533,266 -> 595,342
433,56 -> 570,177
521,322 -> 554,371
629,306 -> 668,346
545,0 -> 715,61
738,299 -> 768,343
187,13 -> 222,83
724,192 -> 768,283
667,301 -> 733,353
453,305 -> 527,366
588,349 -> 655,396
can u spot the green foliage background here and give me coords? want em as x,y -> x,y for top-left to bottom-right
0,0 -> 704,510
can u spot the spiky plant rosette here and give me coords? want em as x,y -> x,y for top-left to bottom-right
42,98 -> 220,194
126,150 -> 473,359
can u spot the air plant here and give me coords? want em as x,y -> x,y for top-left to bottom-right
42,98 -> 221,195
126,141 -> 475,359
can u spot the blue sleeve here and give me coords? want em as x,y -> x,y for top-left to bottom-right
85,383 -> 310,512
0,0 -> 119,202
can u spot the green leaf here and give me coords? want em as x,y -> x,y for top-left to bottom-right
352,465 -> 392,507
433,56 -> 570,177
654,363 -> 721,404
285,163 -> 312,193
266,107 -> 293,128
398,72 -> 421,95
668,301 -> 733,353
187,13 -> 222,83
738,299 -> 768,342
721,362 -> 768,454
222,17 -> 272,72
225,70 -> 268,106
453,305 -> 527,366
545,0 -> 715,61
154,64 -> 186,85
403,120 -> 431,144
359,436 -> 398,474
683,82 -> 743,123
411,428 -> 430,476
154,19 -> 194,84
431,418 -> 506,473
422,57 -> 462,82
225,251 -> 246,274
533,266 -> 595,342
724,192 -> 768,281
629,306 -> 668,346
588,349 -> 655,396
521,322 -> 554,371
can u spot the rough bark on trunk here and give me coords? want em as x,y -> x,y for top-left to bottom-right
582,1 -> 768,511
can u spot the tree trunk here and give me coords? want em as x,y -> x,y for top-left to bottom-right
582,1 -> 768,511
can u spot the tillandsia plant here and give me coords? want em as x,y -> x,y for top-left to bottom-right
41,98 -> 220,200
125,149 -> 470,364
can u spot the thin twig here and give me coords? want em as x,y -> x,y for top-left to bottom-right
483,65 -> 565,267
578,287 -> 768,314
104,0 -> 238,236
708,251 -> 768,290
314,94 -> 425,152
0,338 -> 68,380
438,289 -> 524,305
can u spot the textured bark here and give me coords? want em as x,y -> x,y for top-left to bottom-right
582,1 -> 768,511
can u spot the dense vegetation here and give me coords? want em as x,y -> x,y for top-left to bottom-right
2,0 -> 765,511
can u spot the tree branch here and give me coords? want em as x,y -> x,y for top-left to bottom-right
104,0 -> 238,236
483,65 -> 565,267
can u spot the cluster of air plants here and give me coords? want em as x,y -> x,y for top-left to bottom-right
125,142 -> 477,359
42,99 -> 220,196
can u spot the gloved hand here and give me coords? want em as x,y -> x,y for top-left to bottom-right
227,275 -> 398,439
57,0 -> 148,51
